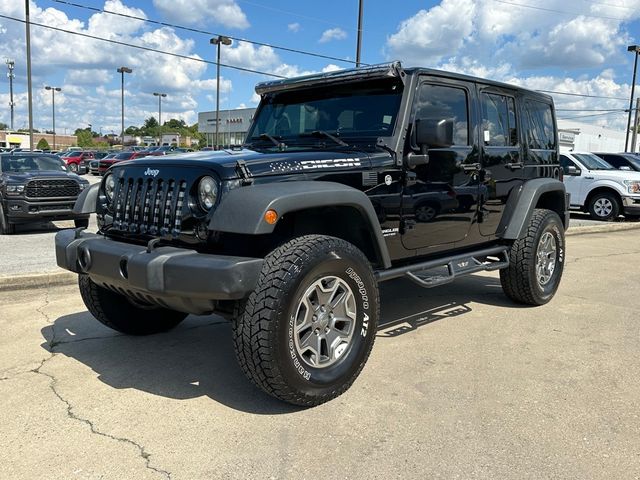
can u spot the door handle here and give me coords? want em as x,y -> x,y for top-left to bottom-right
505,162 -> 523,170
461,163 -> 481,172
585,176 -> 594,179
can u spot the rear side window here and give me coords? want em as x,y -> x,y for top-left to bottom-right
524,100 -> 556,150
415,83 -> 469,146
481,93 -> 517,147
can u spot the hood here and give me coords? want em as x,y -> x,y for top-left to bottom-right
2,170 -> 87,183
586,168 -> 640,182
115,147 -> 378,180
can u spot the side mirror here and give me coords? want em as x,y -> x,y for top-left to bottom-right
415,117 -> 454,149
566,166 -> 580,176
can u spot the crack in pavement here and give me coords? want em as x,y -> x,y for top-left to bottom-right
568,250 -> 640,264
30,283 -> 173,480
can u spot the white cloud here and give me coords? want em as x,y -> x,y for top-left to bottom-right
288,22 -> 301,33
319,28 -> 347,43
386,0 -> 476,65
152,0 -> 249,29
321,64 -> 342,73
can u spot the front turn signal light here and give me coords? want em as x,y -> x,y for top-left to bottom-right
264,209 -> 278,225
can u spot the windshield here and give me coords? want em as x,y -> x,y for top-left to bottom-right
1,155 -> 67,173
621,154 -> 640,170
573,153 -> 614,170
246,78 -> 403,147
115,152 -> 133,159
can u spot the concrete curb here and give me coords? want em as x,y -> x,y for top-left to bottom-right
1,223 -> 639,291
566,222 -> 640,236
0,271 -> 77,292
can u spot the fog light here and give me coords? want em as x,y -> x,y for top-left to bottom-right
9,205 -> 20,211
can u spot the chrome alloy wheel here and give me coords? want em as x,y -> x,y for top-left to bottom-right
536,232 -> 557,286
293,276 -> 357,369
593,197 -> 613,218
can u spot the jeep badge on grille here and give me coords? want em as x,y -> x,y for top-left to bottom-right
144,168 -> 160,177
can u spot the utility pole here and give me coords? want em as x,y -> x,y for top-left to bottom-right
44,86 -> 61,150
153,92 -> 166,145
631,97 -> 640,153
356,0 -> 364,67
117,66 -> 132,144
6,59 -> 15,130
625,45 -> 639,152
210,35 -> 232,149
25,0 -> 34,150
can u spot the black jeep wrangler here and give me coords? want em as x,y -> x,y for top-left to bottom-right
56,62 -> 569,406
1,153 -> 90,234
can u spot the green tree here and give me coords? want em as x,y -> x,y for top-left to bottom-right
36,138 -> 50,150
74,129 -> 94,148
125,125 -> 141,136
0,122 -> 8,130
164,118 -> 187,129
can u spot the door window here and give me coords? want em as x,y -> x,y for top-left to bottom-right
524,100 -> 556,150
481,93 -> 517,146
415,84 -> 469,146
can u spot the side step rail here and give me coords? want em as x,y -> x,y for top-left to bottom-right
375,246 -> 510,288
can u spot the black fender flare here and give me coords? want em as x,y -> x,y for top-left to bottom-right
73,183 -> 99,214
209,181 -> 392,268
497,178 -> 569,240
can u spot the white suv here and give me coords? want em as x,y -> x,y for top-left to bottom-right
560,152 -> 640,221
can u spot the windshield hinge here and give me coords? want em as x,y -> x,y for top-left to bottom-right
236,160 -> 254,185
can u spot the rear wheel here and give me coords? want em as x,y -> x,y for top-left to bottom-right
233,235 -> 379,406
500,209 -> 565,306
0,204 -> 15,235
587,191 -> 619,221
79,275 -> 187,335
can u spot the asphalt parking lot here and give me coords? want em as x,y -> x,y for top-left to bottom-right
1,229 -> 639,479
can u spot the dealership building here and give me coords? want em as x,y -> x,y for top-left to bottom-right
198,107 -> 256,147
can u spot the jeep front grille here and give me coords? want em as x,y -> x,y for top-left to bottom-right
25,179 -> 80,198
111,176 -> 187,236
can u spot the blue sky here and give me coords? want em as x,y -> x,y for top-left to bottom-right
0,0 -> 639,135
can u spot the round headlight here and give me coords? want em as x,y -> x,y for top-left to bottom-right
104,174 -> 115,202
198,176 -> 218,211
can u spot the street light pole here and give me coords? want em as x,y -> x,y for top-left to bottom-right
6,59 -> 15,131
356,0 -> 364,67
44,86 -> 61,150
625,45 -> 639,152
25,0 -> 34,150
210,35 -> 232,149
116,66 -> 132,144
153,92 -> 167,145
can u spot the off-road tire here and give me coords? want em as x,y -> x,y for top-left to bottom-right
587,191 -> 620,221
0,204 -> 15,235
233,235 -> 379,407
79,274 -> 187,335
74,218 -> 89,229
500,209 -> 565,306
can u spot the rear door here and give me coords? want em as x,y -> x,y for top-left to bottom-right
478,88 -> 524,236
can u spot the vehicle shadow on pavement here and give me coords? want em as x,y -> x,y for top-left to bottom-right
40,314 -> 301,415
378,274 -> 524,337
40,274 -> 524,414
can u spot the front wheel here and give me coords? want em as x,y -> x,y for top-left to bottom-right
500,209 -> 565,306
0,204 -> 15,235
233,235 -> 379,406
68,163 -> 78,173
79,275 -> 187,335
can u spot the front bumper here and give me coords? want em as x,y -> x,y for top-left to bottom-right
55,229 -> 264,314
622,195 -> 640,215
4,198 -> 89,223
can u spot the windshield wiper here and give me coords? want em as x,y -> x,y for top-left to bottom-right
301,130 -> 349,147
246,134 -> 287,151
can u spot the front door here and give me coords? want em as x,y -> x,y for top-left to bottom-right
401,79 -> 480,251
